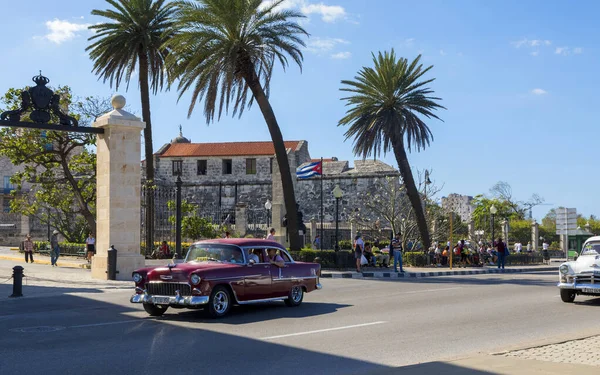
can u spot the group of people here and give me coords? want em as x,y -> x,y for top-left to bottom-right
352,233 -> 406,273
20,230 -> 96,267
424,238 -> 518,269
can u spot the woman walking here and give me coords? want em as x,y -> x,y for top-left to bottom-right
23,234 -> 34,263
85,233 -> 96,264
354,234 -> 365,273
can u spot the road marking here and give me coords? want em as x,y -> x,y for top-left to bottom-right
401,287 -> 462,294
261,321 -> 387,340
69,319 -> 144,329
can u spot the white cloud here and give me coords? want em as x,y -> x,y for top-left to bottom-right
306,37 -> 349,53
531,88 -> 547,95
555,46 -> 569,55
331,51 -> 351,59
261,0 -> 347,23
42,19 -> 91,44
574,47 -> 583,54
512,38 -> 552,48
530,51 -> 539,56
301,3 -> 346,23
439,49 -> 446,56
402,38 -> 415,47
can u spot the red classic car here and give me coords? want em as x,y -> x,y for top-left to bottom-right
130,239 -> 322,318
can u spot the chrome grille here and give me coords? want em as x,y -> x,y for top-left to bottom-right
147,282 -> 192,296
574,275 -> 594,284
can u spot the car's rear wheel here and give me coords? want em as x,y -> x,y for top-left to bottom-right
285,285 -> 304,307
208,286 -> 231,318
143,303 -> 168,316
560,289 -> 576,303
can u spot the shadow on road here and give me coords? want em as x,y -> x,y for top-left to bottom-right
0,284 -> 378,375
164,301 -> 351,324
365,361 -> 497,375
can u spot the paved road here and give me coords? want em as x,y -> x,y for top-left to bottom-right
1,270 -> 599,375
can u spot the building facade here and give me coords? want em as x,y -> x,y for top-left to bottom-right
441,193 -> 474,222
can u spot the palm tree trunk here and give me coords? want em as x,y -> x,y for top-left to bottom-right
392,137 -> 431,250
139,51 -> 155,255
242,68 -> 301,250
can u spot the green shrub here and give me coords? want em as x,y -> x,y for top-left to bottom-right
403,252 -> 427,267
338,240 -> 353,250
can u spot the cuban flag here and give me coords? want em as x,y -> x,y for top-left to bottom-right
296,161 -> 322,179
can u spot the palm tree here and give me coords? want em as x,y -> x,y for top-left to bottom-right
165,0 -> 308,250
87,0 -> 176,253
339,50 -> 445,250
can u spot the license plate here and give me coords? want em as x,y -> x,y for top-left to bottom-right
153,296 -> 171,304
582,288 -> 600,294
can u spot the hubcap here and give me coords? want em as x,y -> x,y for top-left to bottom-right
213,291 -> 229,314
291,286 -> 302,302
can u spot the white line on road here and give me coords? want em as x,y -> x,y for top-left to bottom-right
261,321 -> 387,340
401,287 -> 462,294
69,319 -> 144,329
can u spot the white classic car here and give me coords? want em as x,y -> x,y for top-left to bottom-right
558,236 -> 600,302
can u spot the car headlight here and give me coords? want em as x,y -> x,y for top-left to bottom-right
560,264 -> 570,275
190,274 -> 201,285
133,273 -> 143,283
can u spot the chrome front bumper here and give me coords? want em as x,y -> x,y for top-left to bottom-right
130,291 -> 209,307
557,283 -> 600,293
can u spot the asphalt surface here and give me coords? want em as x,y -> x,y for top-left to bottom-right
1,268 -> 599,375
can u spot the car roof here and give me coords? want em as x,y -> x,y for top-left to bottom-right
584,236 -> 600,244
193,238 -> 286,249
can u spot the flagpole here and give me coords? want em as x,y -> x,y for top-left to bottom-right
320,157 -> 324,250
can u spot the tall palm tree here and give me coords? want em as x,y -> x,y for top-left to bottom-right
165,0 -> 308,250
339,50 -> 445,250
87,0 -> 176,254
87,0 -> 176,183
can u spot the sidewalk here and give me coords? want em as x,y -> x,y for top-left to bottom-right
322,265 -> 557,279
0,246 -> 88,269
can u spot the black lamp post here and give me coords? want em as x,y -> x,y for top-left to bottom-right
174,161 -> 183,257
333,184 -> 343,251
490,204 -> 497,246
424,169 -> 432,211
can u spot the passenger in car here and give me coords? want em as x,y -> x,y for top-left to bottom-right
247,249 -> 260,263
266,248 -> 285,268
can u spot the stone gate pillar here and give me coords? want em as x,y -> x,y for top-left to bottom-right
502,220 -> 509,246
531,220 -> 539,252
91,95 -> 145,280
235,203 -> 247,237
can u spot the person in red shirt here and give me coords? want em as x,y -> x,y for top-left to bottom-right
495,237 -> 506,269
159,241 -> 171,259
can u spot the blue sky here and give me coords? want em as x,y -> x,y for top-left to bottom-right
0,0 -> 598,220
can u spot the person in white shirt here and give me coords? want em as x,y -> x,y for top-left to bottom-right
354,234 -> 365,272
247,249 -> 260,263
542,241 -> 550,264
85,233 -> 96,263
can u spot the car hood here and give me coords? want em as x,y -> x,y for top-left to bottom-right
145,261 -> 241,282
569,255 -> 600,274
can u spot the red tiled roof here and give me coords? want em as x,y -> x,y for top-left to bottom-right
159,141 -> 301,157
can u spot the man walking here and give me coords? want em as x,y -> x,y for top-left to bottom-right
392,234 -> 404,273
50,230 -> 60,267
23,234 -> 34,263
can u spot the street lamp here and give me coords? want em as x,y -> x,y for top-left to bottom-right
424,170 -> 432,211
173,161 -> 183,257
264,199 -> 272,229
333,184 -> 344,251
490,204 -> 498,246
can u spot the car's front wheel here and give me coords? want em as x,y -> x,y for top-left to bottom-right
560,289 -> 576,303
208,286 -> 232,318
285,285 -> 304,307
143,303 -> 168,316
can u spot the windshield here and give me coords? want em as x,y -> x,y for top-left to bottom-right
185,244 -> 245,264
581,241 -> 600,256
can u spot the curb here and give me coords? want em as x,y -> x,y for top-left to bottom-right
0,255 -> 87,269
321,267 -> 557,279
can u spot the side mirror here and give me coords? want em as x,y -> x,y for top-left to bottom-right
248,259 -> 256,266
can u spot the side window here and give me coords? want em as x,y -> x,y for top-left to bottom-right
277,249 -> 292,262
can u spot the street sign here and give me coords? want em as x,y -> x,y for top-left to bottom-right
556,207 -> 577,235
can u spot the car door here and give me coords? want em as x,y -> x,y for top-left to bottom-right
269,248 -> 293,298
242,248 -> 272,301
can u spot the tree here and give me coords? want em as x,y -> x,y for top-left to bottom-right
0,86 -> 110,242
87,0 -> 176,249
339,50 -> 445,250
167,200 -> 220,240
165,0 -> 308,250
490,181 -> 545,219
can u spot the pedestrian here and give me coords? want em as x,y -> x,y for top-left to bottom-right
542,240 -> 550,265
266,228 -> 276,241
313,234 -> 321,249
496,237 -> 506,269
527,242 -> 532,253
50,230 -> 60,267
23,234 -> 34,263
392,234 -> 404,273
85,233 -> 96,263
353,233 -> 365,273
224,231 -> 232,239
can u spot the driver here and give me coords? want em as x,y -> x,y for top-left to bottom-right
266,248 -> 284,268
